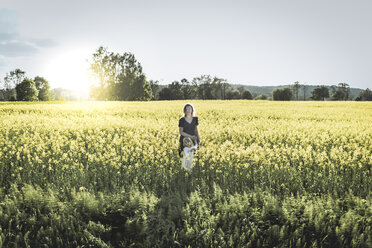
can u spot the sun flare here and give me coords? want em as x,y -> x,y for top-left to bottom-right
42,48 -> 94,99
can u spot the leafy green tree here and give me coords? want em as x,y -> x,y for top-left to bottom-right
331,83 -> 350,101
89,47 -> 116,100
237,86 -> 245,95
301,84 -> 308,101
292,81 -> 301,100
210,78 -> 228,100
168,81 -> 184,99
116,53 -> 152,101
2,69 -> 25,101
149,80 -> 160,100
89,46 -> 152,101
226,90 -> 240,99
181,78 -> 196,99
255,94 -> 269,100
220,81 -> 230,100
311,86 -> 329,101
158,87 -> 173,100
242,90 -> 253,100
129,74 -> 153,101
191,75 -> 229,100
273,87 -> 292,101
157,81 -> 185,100
192,75 -> 216,100
6,69 -> 26,86
339,83 -> 350,100
15,78 -> 39,101
34,76 -> 52,101
157,76 -> 229,100
355,88 -> 372,101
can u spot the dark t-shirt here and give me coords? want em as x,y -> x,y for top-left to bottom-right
178,116 -> 198,136
178,116 -> 199,147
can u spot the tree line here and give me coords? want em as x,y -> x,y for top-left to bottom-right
1,47 -> 371,101
89,47 -> 371,101
151,76 -> 255,100
88,47 -> 253,101
272,82 -> 372,101
0,69 -> 54,101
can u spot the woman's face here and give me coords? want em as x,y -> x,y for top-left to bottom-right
185,106 -> 193,115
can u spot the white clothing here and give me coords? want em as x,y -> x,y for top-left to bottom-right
182,143 -> 198,171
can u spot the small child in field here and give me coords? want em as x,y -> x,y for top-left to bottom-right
182,137 -> 198,172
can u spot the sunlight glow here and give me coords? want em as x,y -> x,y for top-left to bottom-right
42,48 -> 93,99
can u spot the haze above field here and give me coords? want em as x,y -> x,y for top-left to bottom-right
1,0 -> 372,95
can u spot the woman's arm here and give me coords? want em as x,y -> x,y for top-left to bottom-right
179,127 -> 196,139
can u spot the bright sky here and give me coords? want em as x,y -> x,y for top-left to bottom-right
1,0 -> 371,93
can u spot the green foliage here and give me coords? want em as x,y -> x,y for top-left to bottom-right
1,69 -> 25,101
158,87 -> 173,100
0,184 -> 101,247
15,78 -> 39,101
149,80 -> 160,100
168,81 -> 184,100
193,75 -> 216,100
1,70 -> 54,102
242,90 -> 253,100
181,78 -> 196,100
331,83 -> 350,101
292,81 -> 301,100
272,87 -> 293,101
226,90 -> 240,99
255,94 -> 268,100
158,75 -> 231,100
89,46 -> 152,101
0,180 -> 370,248
4,69 -> 25,88
9,94 -> 16,101
158,79 -> 200,100
4,183 -> 370,247
0,88 -> 16,101
356,88 -> 372,101
311,85 -> 330,101
34,76 -> 52,101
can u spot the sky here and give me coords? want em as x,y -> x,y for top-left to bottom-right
0,0 -> 371,93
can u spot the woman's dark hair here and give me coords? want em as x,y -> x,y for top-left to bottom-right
183,103 -> 195,117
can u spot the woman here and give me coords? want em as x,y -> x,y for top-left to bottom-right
178,103 -> 200,157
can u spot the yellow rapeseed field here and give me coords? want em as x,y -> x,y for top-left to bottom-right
1,100 -> 372,247
0,100 -> 371,196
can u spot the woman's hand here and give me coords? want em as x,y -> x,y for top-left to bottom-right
191,135 -> 198,142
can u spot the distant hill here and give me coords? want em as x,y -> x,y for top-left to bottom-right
231,84 -> 365,100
